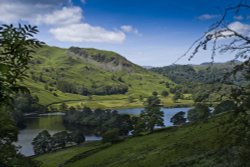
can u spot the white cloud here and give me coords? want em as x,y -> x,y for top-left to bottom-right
228,21 -> 250,36
35,7 -> 83,25
0,3 -> 48,23
120,25 -> 139,34
50,23 -> 126,43
198,14 -> 219,21
0,0 -> 71,23
209,21 -> 250,40
0,0 -> 127,43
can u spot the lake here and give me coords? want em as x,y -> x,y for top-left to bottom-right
17,107 -> 190,156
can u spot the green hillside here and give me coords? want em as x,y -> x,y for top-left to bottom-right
151,61 -> 244,85
150,62 -> 247,104
24,46 -> 192,109
34,113 -> 228,167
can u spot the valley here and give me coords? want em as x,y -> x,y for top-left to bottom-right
1,1 -> 250,166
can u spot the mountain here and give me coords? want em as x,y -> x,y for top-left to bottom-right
199,60 -> 242,66
151,61 -> 245,85
150,61 -> 248,103
23,45 -> 191,109
142,66 -> 155,69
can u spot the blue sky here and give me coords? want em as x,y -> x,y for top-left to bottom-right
0,0 -> 248,66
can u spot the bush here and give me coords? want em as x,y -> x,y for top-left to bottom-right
71,131 -> 86,145
102,129 -> 121,143
214,100 -> 236,115
161,90 -> 169,97
187,104 -> 210,122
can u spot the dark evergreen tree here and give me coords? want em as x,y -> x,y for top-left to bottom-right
170,111 -> 186,125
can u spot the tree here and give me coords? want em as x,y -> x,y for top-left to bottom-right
52,131 -> 72,149
170,111 -> 186,125
165,82 -> 170,88
12,93 -> 45,128
152,91 -> 158,96
128,96 -> 134,103
161,90 -> 169,97
117,114 -> 133,136
172,91 -> 183,102
139,95 -> 144,101
102,128 -> 121,143
0,24 -> 44,166
181,3 -> 250,166
132,116 -> 147,135
0,24 -> 44,104
59,102 -> 68,111
213,100 -> 236,115
0,108 -> 18,165
71,131 -> 85,145
187,104 -> 210,122
32,130 -> 52,154
139,93 -> 164,132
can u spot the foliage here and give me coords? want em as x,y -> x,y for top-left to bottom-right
0,24 -> 44,166
170,111 -> 186,125
59,102 -> 68,111
32,130 -> 53,154
152,65 -> 197,84
132,117 -> 147,135
137,92 -> 164,133
11,93 -> 46,128
172,91 -> 183,102
32,130 -> 84,155
128,96 -> 134,103
151,63 -> 243,85
182,3 -> 250,166
63,107 -> 133,137
52,114 -> 226,167
213,100 -> 236,115
71,131 -> 86,145
102,128 -> 121,143
151,62 -> 246,103
161,90 -> 169,97
0,24 -> 44,104
52,131 -> 72,149
0,108 -> 18,166
187,104 -> 210,122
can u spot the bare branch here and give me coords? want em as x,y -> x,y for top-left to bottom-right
175,2 -> 250,64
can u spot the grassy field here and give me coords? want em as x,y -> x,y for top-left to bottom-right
34,142 -> 103,167
34,114 -> 227,167
50,95 -> 193,109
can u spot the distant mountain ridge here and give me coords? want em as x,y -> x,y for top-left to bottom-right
151,61 -> 244,85
142,66 -> 155,69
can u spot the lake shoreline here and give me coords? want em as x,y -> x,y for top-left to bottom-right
18,107 -> 191,156
24,104 -> 193,117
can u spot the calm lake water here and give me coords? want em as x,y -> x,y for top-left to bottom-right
17,107 -> 190,156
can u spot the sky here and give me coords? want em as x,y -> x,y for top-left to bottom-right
0,0 -> 249,66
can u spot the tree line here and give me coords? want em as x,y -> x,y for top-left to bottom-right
32,130 -> 85,155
